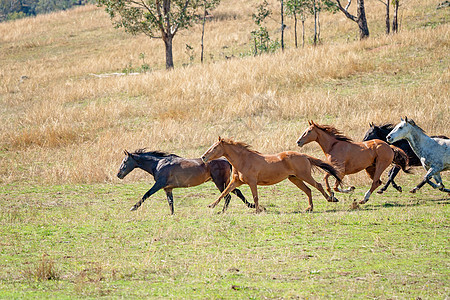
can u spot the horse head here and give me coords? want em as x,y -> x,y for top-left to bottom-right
202,137 -> 225,163
117,150 -> 137,179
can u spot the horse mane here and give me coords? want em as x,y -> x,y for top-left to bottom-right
377,123 -> 395,131
406,119 -> 426,134
132,149 -> 180,158
314,124 -> 353,142
221,138 -> 261,154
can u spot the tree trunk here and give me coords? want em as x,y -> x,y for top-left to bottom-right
201,3 -> 206,63
294,13 -> 298,48
392,0 -> 399,33
313,0 -> 317,45
164,35 -> 174,69
385,0 -> 390,34
357,0 -> 369,39
317,10 -> 321,43
302,19 -> 305,48
281,0 -> 284,51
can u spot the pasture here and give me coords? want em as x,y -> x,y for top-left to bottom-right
0,0 -> 449,297
0,176 -> 449,298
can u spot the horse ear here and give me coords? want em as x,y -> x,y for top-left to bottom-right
218,136 -> 223,142
124,149 -> 130,156
308,120 -> 312,125
404,116 -> 408,122
401,117 -> 404,122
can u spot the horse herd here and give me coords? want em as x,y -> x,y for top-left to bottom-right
117,117 -> 450,214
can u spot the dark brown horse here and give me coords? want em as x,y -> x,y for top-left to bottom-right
297,121 -> 410,204
117,149 -> 254,214
201,137 -> 341,213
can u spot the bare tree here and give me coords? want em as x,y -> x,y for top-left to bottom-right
392,0 -> 399,33
200,0 -> 220,63
334,0 -> 369,39
376,0 -> 390,34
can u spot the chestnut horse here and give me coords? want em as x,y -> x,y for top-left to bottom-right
201,137 -> 341,213
297,121 -> 410,204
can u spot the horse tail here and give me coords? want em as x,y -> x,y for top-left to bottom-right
390,145 -> 412,174
307,156 -> 342,186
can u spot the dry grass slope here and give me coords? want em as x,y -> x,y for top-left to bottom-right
0,0 -> 448,184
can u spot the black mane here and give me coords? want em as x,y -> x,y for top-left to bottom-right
132,149 -> 180,158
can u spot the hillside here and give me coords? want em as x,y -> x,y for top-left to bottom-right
0,0 -> 449,184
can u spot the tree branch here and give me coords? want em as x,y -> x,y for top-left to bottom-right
334,0 -> 357,22
171,0 -> 190,36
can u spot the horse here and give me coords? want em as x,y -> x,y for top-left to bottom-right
117,149 -> 254,214
201,137 -> 342,213
363,122 -> 449,194
386,117 -> 450,194
296,120 -> 410,204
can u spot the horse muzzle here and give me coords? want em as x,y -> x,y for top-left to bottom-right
386,135 -> 393,143
201,156 -> 209,163
297,140 -> 305,147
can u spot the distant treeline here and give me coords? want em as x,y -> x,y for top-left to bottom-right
0,0 -> 95,22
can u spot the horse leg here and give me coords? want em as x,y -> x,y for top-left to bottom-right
324,173 -> 338,202
336,181 -> 355,193
210,169 -> 233,213
232,188 -> 255,208
131,180 -> 166,211
289,176 -> 314,212
378,166 -> 402,194
429,174 -> 450,193
410,168 -> 438,193
248,182 -> 264,213
207,179 -> 242,209
360,165 -> 384,204
164,188 -> 174,215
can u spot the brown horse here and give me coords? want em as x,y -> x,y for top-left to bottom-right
201,137 -> 342,213
296,121 -> 409,204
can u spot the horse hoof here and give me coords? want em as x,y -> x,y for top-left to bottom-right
409,189 -> 417,194
328,197 -> 339,202
397,187 -> 402,193
304,207 -> 313,212
130,205 -> 138,211
349,186 -> 356,192
359,200 -> 367,205
377,190 -> 384,194
255,207 -> 265,213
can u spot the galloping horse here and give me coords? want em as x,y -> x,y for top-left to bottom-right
117,149 -> 254,214
363,123 -> 448,194
297,121 -> 409,204
201,137 -> 341,213
387,117 -> 450,194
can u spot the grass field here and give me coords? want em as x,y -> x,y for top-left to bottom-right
0,174 -> 449,298
0,0 -> 449,297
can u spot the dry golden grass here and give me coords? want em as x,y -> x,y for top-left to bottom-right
0,0 -> 448,185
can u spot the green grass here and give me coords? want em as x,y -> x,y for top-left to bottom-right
0,174 -> 448,298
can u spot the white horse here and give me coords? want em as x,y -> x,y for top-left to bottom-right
387,117 -> 450,193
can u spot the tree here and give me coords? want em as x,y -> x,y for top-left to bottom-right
280,0 -> 284,51
251,0 -> 280,55
392,0 -> 399,33
286,0 -> 309,48
200,0 -> 220,63
97,0 -> 204,69
375,0 -> 390,34
334,0 -> 369,39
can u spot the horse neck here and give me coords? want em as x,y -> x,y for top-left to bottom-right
315,129 -> 339,154
221,143 -> 252,169
404,128 -> 433,157
135,155 -> 160,176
